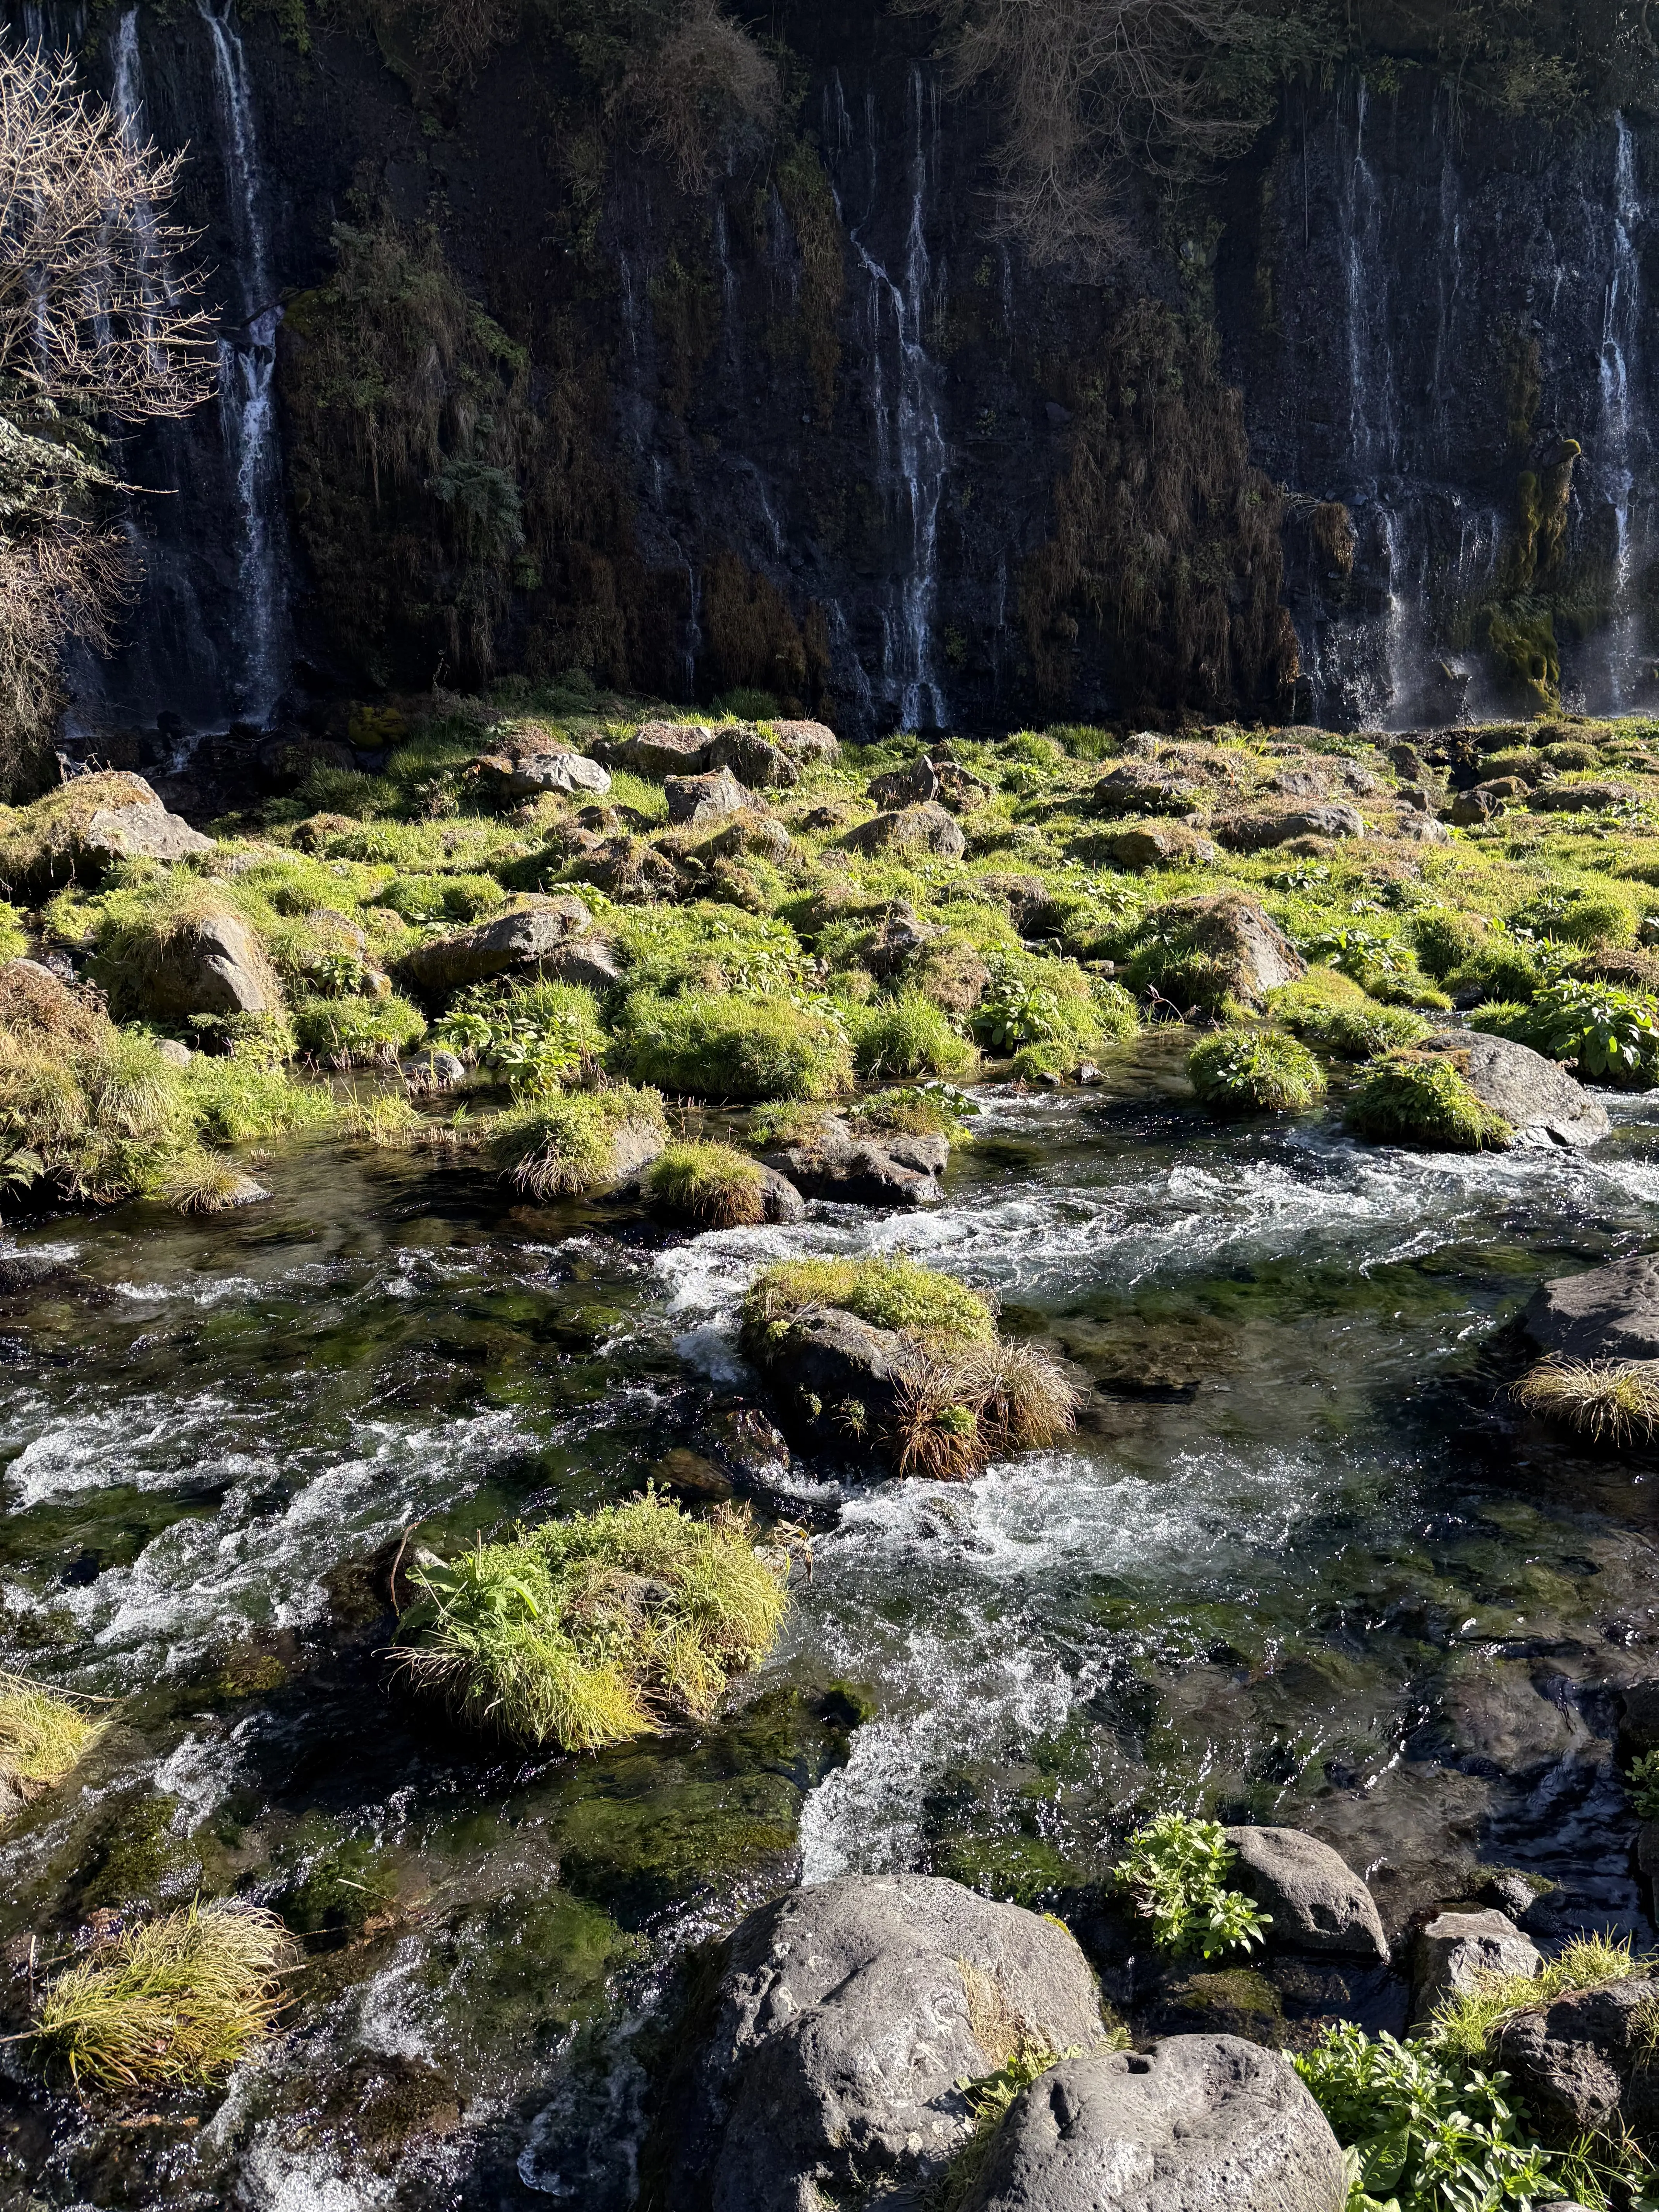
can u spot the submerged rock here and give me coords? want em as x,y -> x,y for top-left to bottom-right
1223,1826 -> 1388,1961
1524,1252 -> 1659,1362
645,1873 -> 1106,2212
1417,1032 -> 1611,1148
959,2039 -> 1347,2212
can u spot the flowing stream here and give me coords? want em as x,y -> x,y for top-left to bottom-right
3,1053 -> 1659,2203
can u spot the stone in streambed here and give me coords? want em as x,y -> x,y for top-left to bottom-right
1498,1977 -> 1659,2140
959,2038 -> 1347,2212
1413,1909 -> 1541,2025
1525,1252 -> 1659,1363
1222,1826 -> 1388,1961
644,1872 -> 1107,2212
1417,1031 -> 1611,1149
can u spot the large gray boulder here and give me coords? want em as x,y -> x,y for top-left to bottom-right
498,748 -> 610,799
1099,823 -> 1218,870
1092,763 -> 1204,818
665,767 -> 752,826
1498,1978 -> 1659,2140
761,1303 -> 908,1436
960,2039 -> 1347,2212
770,718 -> 841,764
85,799 -> 214,867
647,1874 -> 1107,2212
1218,805 -> 1365,851
1151,894 -> 1306,1005
843,801 -> 967,859
868,757 -> 942,810
703,728 -> 799,790
1223,1826 -> 1388,1961
1413,1909 -> 1541,2026
1418,1031 -> 1611,1148
602,720 -> 712,776
400,896 -> 596,995
1524,1253 -> 1659,1362
133,909 -> 277,1019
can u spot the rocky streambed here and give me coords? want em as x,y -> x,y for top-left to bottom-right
5,1056 -> 1659,2204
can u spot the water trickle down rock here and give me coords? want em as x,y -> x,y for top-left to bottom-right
828,65 -> 950,733
198,0 -> 291,728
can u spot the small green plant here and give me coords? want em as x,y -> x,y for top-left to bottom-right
1187,1027 -> 1326,1114
938,2033 -> 1078,2210
1430,1932 -> 1645,2064
1345,1051 -> 1513,1152
1476,977 -> 1659,1086
28,1898 -> 294,2090
1292,2022 -> 1556,2212
292,992 -> 426,1067
433,979 -> 604,1092
1511,1356 -> 1659,1445
1631,1751 -> 1659,1821
846,1084 -> 981,1144
1113,1813 -> 1269,1960
0,1143 -> 41,1212
973,972 -> 1066,1054
394,1489 -> 789,1750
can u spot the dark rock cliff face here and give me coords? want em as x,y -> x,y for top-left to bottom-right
33,0 -> 1659,744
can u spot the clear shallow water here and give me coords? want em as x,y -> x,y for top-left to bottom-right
5,1075 -> 1659,2204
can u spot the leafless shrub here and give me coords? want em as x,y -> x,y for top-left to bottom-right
0,38 -> 216,420
626,0 -> 781,196
905,0 -> 1282,275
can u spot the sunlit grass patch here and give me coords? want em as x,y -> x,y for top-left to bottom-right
28,1898 -> 294,2091
0,1671 -> 106,1808
644,1140 -> 767,1226
1511,1357 -> 1659,1445
393,1489 -> 789,1751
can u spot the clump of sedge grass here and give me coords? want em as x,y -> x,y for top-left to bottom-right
1345,1049 -> 1513,1152
28,1898 -> 294,2090
1187,1026 -> 1326,1114
847,1085 -> 979,1146
161,1151 -> 269,1214
645,1140 -> 766,1226
489,1083 -> 666,1197
1511,1357 -> 1659,1445
0,1671 -> 106,1809
889,1338 -> 1079,1480
393,1488 -> 788,1752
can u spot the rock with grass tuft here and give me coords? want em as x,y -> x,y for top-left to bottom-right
645,1140 -> 802,1226
959,2039 -> 1347,2212
1128,894 -> 1304,1012
1188,1027 -> 1326,1115
1524,1252 -> 1659,1364
1510,1356 -> 1659,1444
1416,1031 -> 1611,1148
1345,1049 -> 1515,1152
1413,1910 -> 1542,2026
400,895 -> 598,996
843,802 -> 967,860
1497,1976 -> 1659,2140
644,1873 -> 1106,2212
491,1084 -> 666,1198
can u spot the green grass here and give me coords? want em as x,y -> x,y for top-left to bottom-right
847,992 -> 977,1080
740,1252 -> 994,1348
1429,1933 -> 1645,2064
160,1150 -> 268,1214
180,1056 -> 335,1144
1472,977 -> 1659,1085
29,1901 -> 293,2091
644,1140 -> 768,1226
291,992 -> 427,1066
393,1489 -> 789,1750
489,1084 -> 666,1197
0,1671 -> 106,1803
1345,1051 -> 1514,1152
1268,970 -> 1430,1058
1187,1026 -> 1326,1113
616,991 -> 852,1101
846,1084 -> 979,1145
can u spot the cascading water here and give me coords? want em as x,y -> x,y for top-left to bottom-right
826,65 -> 950,732
66,3 -> 291,740
198,0 -> 289,727
1592,114 -> 1647,711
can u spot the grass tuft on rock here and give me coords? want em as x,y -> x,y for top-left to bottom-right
1187,1027 -> 1326,1114
161,1151 -> 268,1214
617,991 -> 852,1101
489,1084 -> 666,1198
741,1252 -> 995,1349
645,1140 -> 767,1226
1267,970 -> 1429,1058
0,1671 -> 106,1809
1344,1050 -> 1513,1152
1429,1932 -> 1645,2064
393,1489 -> 789,1751
1511,1356 -> 1659,1445
890,1336 -> 1079,1480
28,1898 -> 294,2091
848,993 -> 977,1080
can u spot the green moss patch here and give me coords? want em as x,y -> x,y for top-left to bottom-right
742,1252 -> 995,1347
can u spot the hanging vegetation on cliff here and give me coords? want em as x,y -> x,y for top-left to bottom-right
1021,302 -> 1295,716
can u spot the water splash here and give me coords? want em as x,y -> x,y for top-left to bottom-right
1594,113 -> 1646,710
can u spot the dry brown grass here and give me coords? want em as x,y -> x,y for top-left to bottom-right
1511,1357 -> 1659,1446
888,1337 -> 1079,1481
625,0 -> 781,195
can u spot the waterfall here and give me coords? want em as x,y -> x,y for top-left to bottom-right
829,65 -> 950,732
1593,113 -> 1645,710
198,0 -> 289,727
